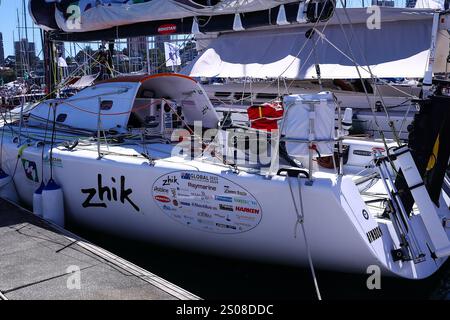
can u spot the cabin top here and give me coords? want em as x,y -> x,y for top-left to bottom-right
28,73 -> 220,133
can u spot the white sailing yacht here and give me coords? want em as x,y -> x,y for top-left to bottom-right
0,0 -> 446,280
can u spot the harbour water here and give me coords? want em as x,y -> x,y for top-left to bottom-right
68,221 -> 450,300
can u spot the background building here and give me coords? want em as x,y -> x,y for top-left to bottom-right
155,35 -> 170,53
127,36 -> 147,57
0,33 -> 4,66
14,38 -> 37,77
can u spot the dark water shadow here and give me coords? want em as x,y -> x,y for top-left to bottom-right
67,220 -> 450,300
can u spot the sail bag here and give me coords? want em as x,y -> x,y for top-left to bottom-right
282,92 -> 336,158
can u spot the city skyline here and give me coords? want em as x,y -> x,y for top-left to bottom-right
0,0 -> 42,59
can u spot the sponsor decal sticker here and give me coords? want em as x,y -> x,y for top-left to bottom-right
22,159 -> 39,182
236,215 -> 256,221
182,172 -> 219,184
216,223 -> 237,230
155,195 -> 171,203
236,222 -> 252,227
152,171 -> 262,234
153,186 -> 169,193
215,195 -> 233,203
190,191 -> 213,200
236,206 -> 260,214
219,204 -> 234,212
162,175 -> 179,186
197,211 -> 212,218
353,150 -> 372,157
367,226 -> 383,243
187,182 -> 217,191
224,185 -> 247,196
234,198 -> 258,206
192,203 -> 217,210
362,209 -> 370,220
43,155 -> 63,168
158,24 -> 177,35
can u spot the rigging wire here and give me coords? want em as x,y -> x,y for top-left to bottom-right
209,2 -> 333,122
335,1 -> 403,145
329,1 -> 403,175
0,108 -> 6,170
287,175 -> 322,301
49,103 -> 58,180
40,102 -> 54,183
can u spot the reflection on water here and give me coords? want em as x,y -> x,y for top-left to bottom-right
68,222 -> 450,300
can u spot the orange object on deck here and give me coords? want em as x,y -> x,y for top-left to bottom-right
247,102 -> 284,131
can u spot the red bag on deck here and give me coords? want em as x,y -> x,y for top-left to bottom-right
247,102 -> 284,131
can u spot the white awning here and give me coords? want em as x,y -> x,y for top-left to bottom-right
183,8 -> 449,79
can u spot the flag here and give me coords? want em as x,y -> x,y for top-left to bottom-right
164,42 -> 181,67
58,57 -> 68,68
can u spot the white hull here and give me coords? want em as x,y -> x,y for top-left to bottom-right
1,134 -> 449,279
1,73 -> 448,280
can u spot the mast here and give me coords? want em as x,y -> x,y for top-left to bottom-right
22,0 -> 28,41
422,12 -> 440,98
16,6 -> 30,80
43,32 -> 56,98
146,37 -> 151,74
16,9 -> 25,79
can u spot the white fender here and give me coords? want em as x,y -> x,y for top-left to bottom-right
42,179 -> 65,227
33,182 -> 45,218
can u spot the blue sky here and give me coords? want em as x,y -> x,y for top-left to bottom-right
0,0 -> 42,58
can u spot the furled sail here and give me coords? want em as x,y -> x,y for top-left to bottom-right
31,0 -> 297,32
29,0 -> 334,40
